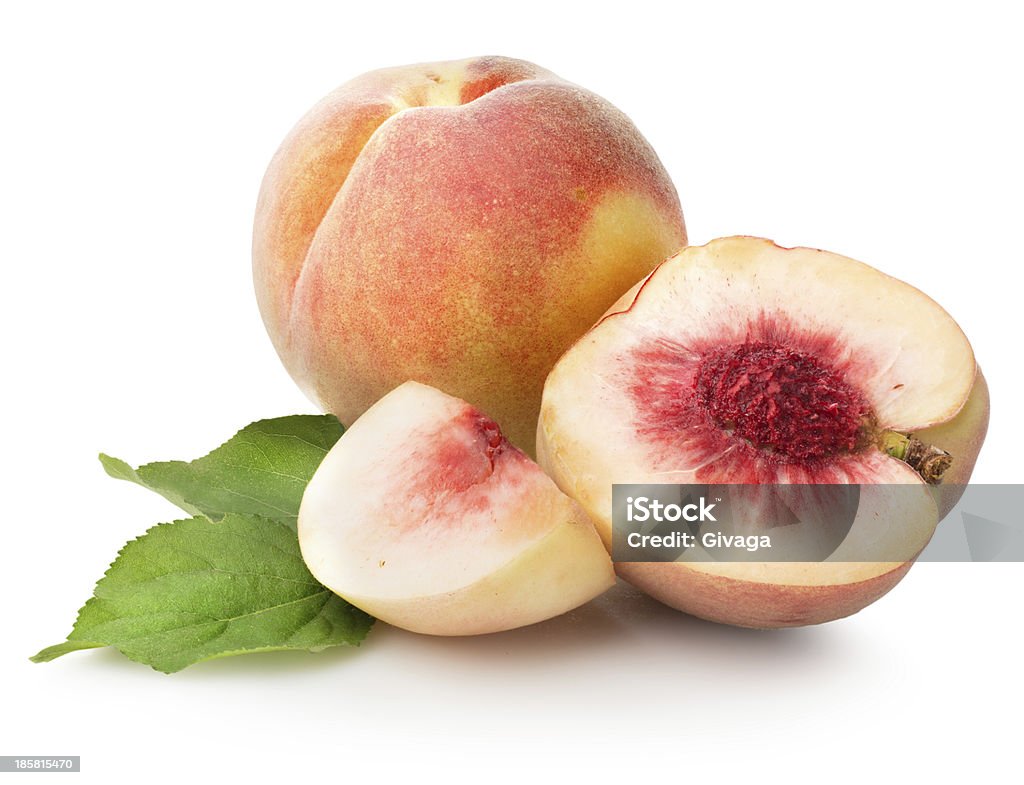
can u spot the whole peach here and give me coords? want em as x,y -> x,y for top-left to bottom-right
253,56 -> 686,450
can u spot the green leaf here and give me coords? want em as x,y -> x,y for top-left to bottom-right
100,414 -> 344,526
32,514 -> 373,673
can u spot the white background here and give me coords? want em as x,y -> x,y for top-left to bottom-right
2,1 -> 1020,782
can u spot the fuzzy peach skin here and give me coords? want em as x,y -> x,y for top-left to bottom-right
253,56 -> 686,452
915,369 -> 989,518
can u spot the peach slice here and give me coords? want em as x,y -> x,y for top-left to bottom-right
298,381 -> 614,635
537,236 -> 988,628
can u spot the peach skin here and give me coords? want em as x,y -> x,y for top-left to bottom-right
253,56 -> 686,451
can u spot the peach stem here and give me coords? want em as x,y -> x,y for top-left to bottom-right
881,431 -> 953,484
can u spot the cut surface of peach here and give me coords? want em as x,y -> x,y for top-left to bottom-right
537,236 -> 987,627
299,381 -> 614,635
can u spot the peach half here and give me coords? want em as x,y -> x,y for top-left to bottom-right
298,381 -> 614,635
253,56 -> 686,453
537,237 -> 988,628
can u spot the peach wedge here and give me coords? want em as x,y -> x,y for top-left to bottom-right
298,381 -> 614,635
